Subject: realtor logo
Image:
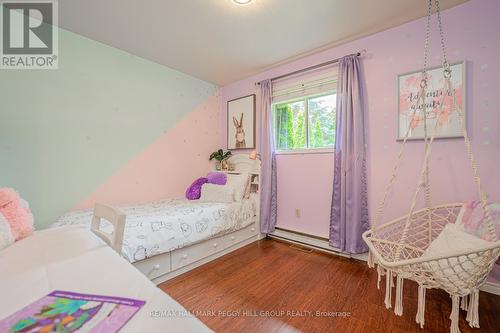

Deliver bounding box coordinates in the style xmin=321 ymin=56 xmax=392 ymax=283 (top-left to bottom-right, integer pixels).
xmin=1 ymin=0 xmax=58 ymax=69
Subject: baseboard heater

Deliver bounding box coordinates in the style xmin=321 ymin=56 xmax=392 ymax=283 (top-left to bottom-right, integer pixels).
xmin=268 ymin=228 xmax=367 ymax=261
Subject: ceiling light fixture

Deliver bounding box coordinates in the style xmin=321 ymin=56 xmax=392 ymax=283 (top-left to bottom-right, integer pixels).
xmin=233 ymin=0 xmax=252 ymax=5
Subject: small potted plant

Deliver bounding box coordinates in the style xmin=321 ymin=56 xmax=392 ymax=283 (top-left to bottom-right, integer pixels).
xmin=209 ymin=149 xmax=232 ymax=170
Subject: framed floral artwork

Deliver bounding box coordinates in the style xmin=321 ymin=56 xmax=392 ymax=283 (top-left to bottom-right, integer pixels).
xmin=397 ymin=61 xmax=466 ymax=140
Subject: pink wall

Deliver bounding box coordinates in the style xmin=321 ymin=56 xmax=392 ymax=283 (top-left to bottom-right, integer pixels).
xmin=75 ymin=94 xmax=221 ymax=209
xmin=276 ymin=153 xmax=334 ymax=237
xmin=219 ymin=0 xmax=500 ymax=241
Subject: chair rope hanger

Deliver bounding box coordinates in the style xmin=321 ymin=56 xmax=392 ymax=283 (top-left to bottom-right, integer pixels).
xmin=362 ymin=0 xmax=500 ymax=332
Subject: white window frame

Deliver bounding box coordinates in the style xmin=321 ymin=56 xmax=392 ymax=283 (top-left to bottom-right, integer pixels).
xmin=273 ymin=91 xmax=336 ymax=155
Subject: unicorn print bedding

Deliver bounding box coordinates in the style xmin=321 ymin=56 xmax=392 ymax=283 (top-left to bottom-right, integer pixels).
xmin=53 ymin=199 xmax=255 ymax=263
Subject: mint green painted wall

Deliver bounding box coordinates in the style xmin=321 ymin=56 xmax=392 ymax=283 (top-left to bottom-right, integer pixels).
xmin=0 ymin=27 xmax=217 ymax=228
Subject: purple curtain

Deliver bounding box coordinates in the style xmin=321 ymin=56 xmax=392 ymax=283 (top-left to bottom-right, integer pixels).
xmin=329 ymin=55 xmax=369 ymax=254
xmin=259 ymin=80 xmax=278 ymax=233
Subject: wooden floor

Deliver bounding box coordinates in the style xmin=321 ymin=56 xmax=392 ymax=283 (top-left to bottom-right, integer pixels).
xmin=160 ymin=239 xmax=500 ymax=333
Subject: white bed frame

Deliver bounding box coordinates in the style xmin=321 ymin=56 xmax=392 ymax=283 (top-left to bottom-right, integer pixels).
xmin=91 ymin=154 xmax=264 ymax=285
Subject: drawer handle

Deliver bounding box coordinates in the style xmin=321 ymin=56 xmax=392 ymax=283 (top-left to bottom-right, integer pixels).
xmin=251 ymin=227 xmax=255 ymax=232
xmin=213 ymin=243 xmax=218 ymax=247
xmin=153 ymin=264 xmax=160 ymax=270
xmin=231 ymin=236 xmax=235 ymax=240
xmin=182 ymin=254 xmax=188 ymax=259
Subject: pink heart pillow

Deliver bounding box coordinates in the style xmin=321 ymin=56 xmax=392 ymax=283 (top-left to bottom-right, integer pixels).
xmin=0 ymin=188 xmax=34 ymax=241
xmin=456 ymin=200 xmax=500 ymax=241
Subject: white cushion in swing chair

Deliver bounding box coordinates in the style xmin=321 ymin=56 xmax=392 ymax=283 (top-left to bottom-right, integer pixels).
xmin=421 ymin=223 xmax=492 ymax=285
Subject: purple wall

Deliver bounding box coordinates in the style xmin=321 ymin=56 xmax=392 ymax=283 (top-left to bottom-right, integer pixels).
xmin=219 ymin=0 xmax=500 ymax=248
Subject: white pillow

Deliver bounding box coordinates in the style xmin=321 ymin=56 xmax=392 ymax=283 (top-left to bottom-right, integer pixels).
xmin=422 ymin=223 xmax=492 ymax=285
xmin=199 ymin=183 xmax=234 ymax=203
xmin=0 ymin=212 xmax=15 ymax=250
xmin=226 ymin=173 xmax=250 ymax=201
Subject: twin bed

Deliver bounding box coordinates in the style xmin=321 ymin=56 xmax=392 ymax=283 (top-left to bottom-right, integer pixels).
xmin=54 ymin=199 xmax=256 ymax=263
xmin=53 ymin=154 xmax=262 ymax=283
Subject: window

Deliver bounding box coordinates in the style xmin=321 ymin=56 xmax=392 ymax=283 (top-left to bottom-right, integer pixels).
xmin=273 ymin=92 xmax=336 ymax=152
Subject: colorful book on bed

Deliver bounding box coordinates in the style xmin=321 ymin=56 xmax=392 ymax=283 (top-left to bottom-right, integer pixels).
xmin=0 ymin=290 xmax=145 ymax=333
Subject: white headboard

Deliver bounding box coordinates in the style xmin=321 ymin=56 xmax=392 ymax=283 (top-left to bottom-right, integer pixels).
xmin=228 ymin=154 xmax=261 ymax=174
xmin=227 ymin=154 xmax=261 ymax=237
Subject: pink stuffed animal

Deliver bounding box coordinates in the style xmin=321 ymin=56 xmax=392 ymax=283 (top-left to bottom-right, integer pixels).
xmin=0 ymin=188 xmax=34 ymax=240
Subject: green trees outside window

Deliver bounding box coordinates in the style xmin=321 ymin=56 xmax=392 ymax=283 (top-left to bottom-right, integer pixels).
xmin=273 ymin=93 xmax=336 ymax=151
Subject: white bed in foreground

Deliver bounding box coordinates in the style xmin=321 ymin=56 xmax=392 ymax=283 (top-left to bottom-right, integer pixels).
xmin=0 ymin=226 xmax=212 ymax=333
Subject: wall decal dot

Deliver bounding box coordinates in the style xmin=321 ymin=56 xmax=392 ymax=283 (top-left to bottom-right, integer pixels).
xmin=454 ymin=50 xmax=461 ymax=55
xmin=483 ymin=140 xmax=490 ymax=145
xmin=482 ymin=127 xmax=489 ymax=132
xmin=383 ymin=145 xmax=388 ymax=150
xmin=480 ymin=64 xmax=488 ymax=70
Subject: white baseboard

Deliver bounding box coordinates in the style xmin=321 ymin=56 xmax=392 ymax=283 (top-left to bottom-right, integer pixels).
xmin=269 ymin=229 xmax=500 ymax=296
xmin=269 ymin=229 xmax=367 ymax=261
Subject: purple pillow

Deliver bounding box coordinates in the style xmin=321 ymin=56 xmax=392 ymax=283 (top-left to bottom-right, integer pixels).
xmin=206 ymin=172 xmax=227 ymax=185
xmin=185 ymin=177 xmax=208 ymax=200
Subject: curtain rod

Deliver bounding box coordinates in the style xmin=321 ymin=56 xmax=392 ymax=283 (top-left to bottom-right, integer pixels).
xmin=256 ymin=51 xmax=362 ymax=86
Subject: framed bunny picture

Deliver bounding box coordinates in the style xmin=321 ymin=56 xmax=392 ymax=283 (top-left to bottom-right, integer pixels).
xmin=227 ymin=94 xmax=256 ymax=150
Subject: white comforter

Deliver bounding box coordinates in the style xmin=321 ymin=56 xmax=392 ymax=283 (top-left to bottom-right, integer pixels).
xmin=0 ymin=227 xmax=212 ymax=332
xmin=53 ymin=199 xmax=255 ymax=263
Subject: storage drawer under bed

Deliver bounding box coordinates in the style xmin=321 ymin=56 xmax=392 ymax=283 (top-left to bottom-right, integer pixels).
xmin=133 ymin=252 xmax=171 ymax=279
xmin=171 ymin=222 xmax=258 ymax=271
xmin=224 ymin=222 xmax=258 ymax=249
xmin=171 ymin=234 xmax=226 ymax=271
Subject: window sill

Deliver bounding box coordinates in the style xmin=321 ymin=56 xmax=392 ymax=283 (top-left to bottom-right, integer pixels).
xmin=275 ymin=148 xmax=335 ymax=155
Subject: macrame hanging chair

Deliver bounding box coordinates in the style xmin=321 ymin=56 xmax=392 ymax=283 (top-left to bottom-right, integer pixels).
xmin=362 ymin=1 xmax=500 ymax=333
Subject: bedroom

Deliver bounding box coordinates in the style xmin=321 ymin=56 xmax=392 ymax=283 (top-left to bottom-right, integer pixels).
xmin=0 ymin=0 xmax=499 ymax=332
